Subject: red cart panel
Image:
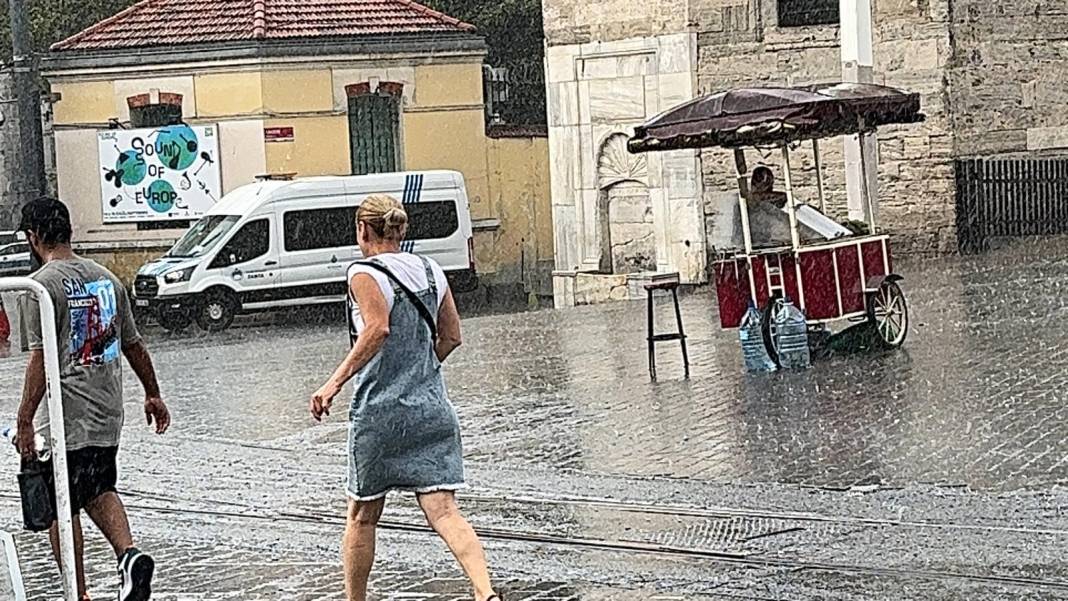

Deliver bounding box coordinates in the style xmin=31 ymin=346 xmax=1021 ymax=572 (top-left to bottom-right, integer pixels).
xmin=714 ymin=259 xmax=748 ymax=328
xmin=712 ymin=235 xmax=893 ymax=329
xmin=861 ymin=238 xmax=889 ymax=284
xmin=798 ymin=249 xmax=838 ymax=320
xmin=834 ymin=244 xmax=865 ymax=314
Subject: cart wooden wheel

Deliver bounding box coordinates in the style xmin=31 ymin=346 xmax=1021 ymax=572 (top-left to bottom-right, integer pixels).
xmin=866 ymin=279 xmax=909 ymax=348
xmin=760 ymin=297 xmax=786 ymax=366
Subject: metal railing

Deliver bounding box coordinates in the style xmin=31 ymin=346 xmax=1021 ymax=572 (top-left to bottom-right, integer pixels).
xmin=0 ymin=531 xmax=27 ymax=600
xmin=1 ymin=277 xmax=78 ymax=601
xmin=956 ymin=157 xmax=1068 ymax=253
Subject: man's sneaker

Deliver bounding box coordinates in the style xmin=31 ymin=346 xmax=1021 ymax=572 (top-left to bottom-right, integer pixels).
xmin=117 ymin=548 xmax=155 ymax=601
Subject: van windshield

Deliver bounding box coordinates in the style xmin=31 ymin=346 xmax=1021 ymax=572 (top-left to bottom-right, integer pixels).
xmin=166 ymin=215 xmax=241 ymax=258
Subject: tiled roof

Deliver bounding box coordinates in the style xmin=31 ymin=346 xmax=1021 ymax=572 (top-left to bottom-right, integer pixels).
xmin=51 ymin=0 xmax=476 ymax=52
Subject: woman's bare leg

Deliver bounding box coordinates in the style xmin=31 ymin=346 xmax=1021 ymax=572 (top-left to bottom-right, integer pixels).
xmin=417 ymin=491 xmax=496 ymax=601
xmin=343 ymin=498 xmax=386 ymax=601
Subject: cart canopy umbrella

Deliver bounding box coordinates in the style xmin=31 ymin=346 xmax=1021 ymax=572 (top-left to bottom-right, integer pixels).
xmin=627 ymin=83 xmax=924 ymax=153
xmin=800 ymin=82 xmax=924 ymax=129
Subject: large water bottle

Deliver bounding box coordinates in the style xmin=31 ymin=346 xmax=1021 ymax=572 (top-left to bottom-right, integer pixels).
xmin=1 ymin=426 xmax=49 ymax=461
xmin=739 ymin=305 xmax=777 ymax=372
xmin=774 ymin=299 xmax=811 ymax=370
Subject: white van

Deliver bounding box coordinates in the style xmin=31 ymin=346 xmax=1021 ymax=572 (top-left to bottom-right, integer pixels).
xmin=133 ymin=170 xmax=477 ymax=332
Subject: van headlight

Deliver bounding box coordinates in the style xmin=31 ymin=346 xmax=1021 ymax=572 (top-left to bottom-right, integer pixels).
xmin=163 ymin=267 xmax=194 ymax=284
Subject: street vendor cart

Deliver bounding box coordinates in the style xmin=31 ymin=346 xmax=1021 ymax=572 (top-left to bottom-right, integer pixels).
xmin=629 ymin=83 xmax=925 ymax=364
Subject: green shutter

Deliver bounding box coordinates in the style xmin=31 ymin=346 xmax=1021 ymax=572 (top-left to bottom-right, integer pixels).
xmin=348 ymin=93 xmax=400 ymax=175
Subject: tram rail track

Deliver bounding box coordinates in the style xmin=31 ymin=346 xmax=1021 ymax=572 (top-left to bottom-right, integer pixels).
xmin=4 ymin=490 xmax=1063 ymax=592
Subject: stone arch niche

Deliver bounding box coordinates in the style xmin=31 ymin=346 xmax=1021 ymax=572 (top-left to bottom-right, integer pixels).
xmin=596 ymin=133 xmax=655 ymax=274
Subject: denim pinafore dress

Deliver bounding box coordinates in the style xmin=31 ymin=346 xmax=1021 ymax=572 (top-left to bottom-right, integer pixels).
xmin=346 ymin=256 xmax=465 ymax=501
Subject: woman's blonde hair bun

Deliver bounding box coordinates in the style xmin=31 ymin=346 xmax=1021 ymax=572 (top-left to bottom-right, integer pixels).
xmin=357 ymin=194 xmax=409 ymax=241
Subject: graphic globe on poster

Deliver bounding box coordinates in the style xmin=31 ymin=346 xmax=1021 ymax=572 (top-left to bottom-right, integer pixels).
xmin=154 ymin=125 xmax=200 ymax=171
xmin=116 ymin=151 xmax=147 ymax=186
xmin=147 ymin=180 xmax=177 ymax=213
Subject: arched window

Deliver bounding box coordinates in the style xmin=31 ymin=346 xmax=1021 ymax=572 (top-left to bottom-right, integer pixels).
xmin=346 ymin=82 xmax=402 ymax=175
xmin=127 ymin=91 xmax=183 ymax=128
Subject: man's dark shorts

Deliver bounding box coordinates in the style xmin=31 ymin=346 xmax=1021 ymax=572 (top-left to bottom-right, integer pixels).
xmin=18 ymin=446 xmax=118 ymax=532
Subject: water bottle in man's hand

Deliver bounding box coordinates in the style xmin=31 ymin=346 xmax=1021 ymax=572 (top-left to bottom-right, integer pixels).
xmin=1 ymin=426 xmax=49 ymax=460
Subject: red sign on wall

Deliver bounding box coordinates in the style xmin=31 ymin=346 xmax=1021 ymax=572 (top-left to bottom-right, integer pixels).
xmin=264 ymin=126 xmax=295 ymax=143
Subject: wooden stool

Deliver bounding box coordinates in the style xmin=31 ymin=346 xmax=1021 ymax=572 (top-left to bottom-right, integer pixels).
xmin=644 ymin=273 xmax=690 ymax=381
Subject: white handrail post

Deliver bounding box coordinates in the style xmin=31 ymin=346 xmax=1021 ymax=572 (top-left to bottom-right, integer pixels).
xmin=0 ymin=277 xmax=77 ymax=601
xmin=0 ymin=531 xmax=27 ymax=600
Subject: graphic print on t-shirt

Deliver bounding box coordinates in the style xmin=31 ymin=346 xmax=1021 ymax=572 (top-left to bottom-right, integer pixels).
xmin=65 ymin=277 xmax=120 ymax=366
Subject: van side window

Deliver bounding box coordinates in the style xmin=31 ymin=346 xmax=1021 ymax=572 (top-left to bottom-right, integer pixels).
xmin=284 ymin=207 xmax=356 ymax=252
xmin=405 ymin=201 xmax=459 ymax=241
xmin=210 ymin=218 xmax=270 ymax=268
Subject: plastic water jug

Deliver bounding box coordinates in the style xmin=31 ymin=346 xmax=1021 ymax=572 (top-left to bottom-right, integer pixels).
xmin=773 ymin=299 xmax=810 ymax=370
xmin=739 ymin=305 xmax=777 ymax=372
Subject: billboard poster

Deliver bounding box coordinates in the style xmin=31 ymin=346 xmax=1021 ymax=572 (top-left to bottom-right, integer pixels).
xmin=98 ymin=124 xmax=221 ymax=223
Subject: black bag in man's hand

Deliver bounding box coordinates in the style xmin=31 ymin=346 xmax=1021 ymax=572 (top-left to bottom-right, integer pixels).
xmin=18 ymin=457 xmax=56 ymax=532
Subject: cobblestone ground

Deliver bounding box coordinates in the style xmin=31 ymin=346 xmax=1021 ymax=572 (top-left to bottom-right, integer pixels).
xmin=0 ymin=239 xmax=1067 ymax=599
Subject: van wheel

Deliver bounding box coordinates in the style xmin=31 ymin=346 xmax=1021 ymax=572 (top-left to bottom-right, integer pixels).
xmin=157 ymin=309 xmax=192 ymax=333
xmin=197 ymin=289 xmax=238 ymax=332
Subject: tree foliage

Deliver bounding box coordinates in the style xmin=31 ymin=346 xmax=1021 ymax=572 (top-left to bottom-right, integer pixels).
xmin=425 ymin=0 xmax=546 ymax=125
xmin=0 ymin=0 xmax=139 ymax=61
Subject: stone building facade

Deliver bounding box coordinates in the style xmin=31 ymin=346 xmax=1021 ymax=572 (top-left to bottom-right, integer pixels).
xmin=543 ymin=0 xmax=1068 ymax=306
xmin=545 ymin=27 xmax=707 ymax=306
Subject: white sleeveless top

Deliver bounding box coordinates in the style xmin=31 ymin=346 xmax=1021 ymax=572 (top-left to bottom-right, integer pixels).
xmin=346 ymin=253 xmax=449 ymax=335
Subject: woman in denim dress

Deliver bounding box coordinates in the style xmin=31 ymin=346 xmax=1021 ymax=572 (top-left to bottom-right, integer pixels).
xmin=310 ymin=194 xmax=500 ymax=601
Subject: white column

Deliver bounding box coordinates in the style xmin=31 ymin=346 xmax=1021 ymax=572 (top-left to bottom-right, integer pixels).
xmin=840 ymin=0 xmax=879 ymax=225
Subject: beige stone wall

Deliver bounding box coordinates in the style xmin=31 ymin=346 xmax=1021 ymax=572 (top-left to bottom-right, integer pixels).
xmin=543 ymin=0 xmax=690 ymax=46
xmin=544 ymin=0 xmax=1068 ymax=259
xmin=946 ymin=0 xmax=1068 ymax=157
xmin=693 ymin=0 xmax=958 ymax=253
xmin=545 ymin=33 xmax=707 ymax=286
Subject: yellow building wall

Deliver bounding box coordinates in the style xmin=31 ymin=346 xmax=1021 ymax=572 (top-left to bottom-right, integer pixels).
xmin=47 ymin=58 xmax=556 ymax=293
xmin=52 ymin=80 xmax=116 ymax=124
xmin=262 ymin=69 xmax=334 ymax=114
xmin=194 ymin=71 xmax=264 ymax=119
xmin=402 ymin=108 xmax=491 ymax=219
xmin=264 ymin=116 xmax=350 ymax=177
xmin=481 ymin=136 xmax=553 ymax=293
xmin=413 ymin=63 xmax=484 ymax=108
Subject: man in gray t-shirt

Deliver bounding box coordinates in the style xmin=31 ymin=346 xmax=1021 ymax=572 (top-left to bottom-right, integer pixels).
xmin=14 ymin=197 xmax=170 ymax=601
xmin=24 ymin=258 xmax=141 ymax=450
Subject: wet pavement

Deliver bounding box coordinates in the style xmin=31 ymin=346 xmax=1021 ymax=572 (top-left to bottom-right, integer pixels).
xmin=1 ymin=238 xmax=1068 ymax=599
